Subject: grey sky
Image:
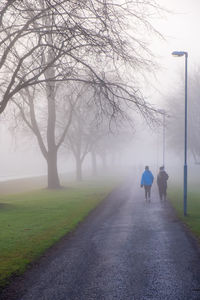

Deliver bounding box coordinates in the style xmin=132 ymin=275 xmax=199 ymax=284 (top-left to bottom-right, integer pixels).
xmin=149 ymin=0 xmax=200 ymax=105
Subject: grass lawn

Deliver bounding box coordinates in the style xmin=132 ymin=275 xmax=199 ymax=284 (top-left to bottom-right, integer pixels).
xmin=0 ymin=179 xmax=116 ymax=288
xmin=168 ymin=185 xmax=200 ymax=242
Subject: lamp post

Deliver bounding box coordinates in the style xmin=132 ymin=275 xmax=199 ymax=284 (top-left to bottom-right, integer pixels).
xmin=172 ymin=51 xmax=188 ymax=216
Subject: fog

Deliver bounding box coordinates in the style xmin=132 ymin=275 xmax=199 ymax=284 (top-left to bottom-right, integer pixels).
xmin=0 ymin=0 xmax=200 ymax=189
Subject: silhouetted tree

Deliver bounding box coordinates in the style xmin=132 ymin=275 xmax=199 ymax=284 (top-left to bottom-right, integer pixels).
xmin=0 ymin=0 xmax=162 ymax=115
xmin=1 ymin=0 xmax=163 ymax=187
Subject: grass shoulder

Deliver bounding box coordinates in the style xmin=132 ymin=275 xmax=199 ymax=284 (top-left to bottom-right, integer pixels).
xmin=168 ymin=185 xmax=200 ymax=243
xmin=0 ymin=178 xmax=117 ymax=289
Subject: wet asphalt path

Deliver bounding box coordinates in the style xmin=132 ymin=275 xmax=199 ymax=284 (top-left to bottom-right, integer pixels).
xmin=1 ymin=181 xmax=200 ymax=300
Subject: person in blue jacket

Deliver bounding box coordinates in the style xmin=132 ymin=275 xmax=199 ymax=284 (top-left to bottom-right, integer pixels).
xmin=140 ymin=166 xmax=154 ymax=201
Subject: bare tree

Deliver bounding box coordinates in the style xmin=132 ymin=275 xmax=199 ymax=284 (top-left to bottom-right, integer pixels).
xmin=1 ymin=0 xmax=163 ymax=188
xmin=11 ymin=83 xmax=74 ymax=188
xmin=63 ymin=82 xmax=135 ymax=180
xmin=0 ymin=0 xmax=162 ymax=115
xmin=63 ymin=85 xmax=106 ymax=181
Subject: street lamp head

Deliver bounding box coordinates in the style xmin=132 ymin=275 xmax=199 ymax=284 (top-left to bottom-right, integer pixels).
xmin=172 ymin=51 xmax=188 ymax=57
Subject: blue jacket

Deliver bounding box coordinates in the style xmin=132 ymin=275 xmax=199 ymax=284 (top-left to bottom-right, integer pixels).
xmin=141 ymin=170 xmax=154 ymax=186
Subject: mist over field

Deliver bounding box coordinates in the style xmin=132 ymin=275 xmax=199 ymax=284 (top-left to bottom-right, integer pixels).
xmin=0 ymin=0 xmax=200 ymax=189
xmin=1 ymin=115 xmax=200 ymax=193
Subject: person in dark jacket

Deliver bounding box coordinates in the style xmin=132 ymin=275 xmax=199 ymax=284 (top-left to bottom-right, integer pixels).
xmin=157 ymin=166 xmax=169 ymax=201
xmin=141 ymin=166 xmax=154 ymax=201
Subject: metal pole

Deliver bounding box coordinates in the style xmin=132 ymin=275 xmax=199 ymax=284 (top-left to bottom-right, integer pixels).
xmin=184 ymin=53 xmax=188 ymax=216
xmin=163 ymin=112 xmax=166 ymax=167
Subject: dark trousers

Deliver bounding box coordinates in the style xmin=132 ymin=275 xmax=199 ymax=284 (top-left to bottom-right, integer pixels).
xmin=158 ymin=185 xmax=167 ymax=200
xmin=144 ymin=185 xmax=151 ymax=200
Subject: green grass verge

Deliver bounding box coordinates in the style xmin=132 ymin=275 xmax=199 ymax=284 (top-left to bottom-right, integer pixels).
xmin=0 ymin=179 xmax=116 ymax=288
xmin=168 ymin=185 xmax=200 ymax=242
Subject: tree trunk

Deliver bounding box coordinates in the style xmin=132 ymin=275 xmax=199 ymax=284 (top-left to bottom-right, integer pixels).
xmin=47 ymin=150 xmax=61 ymax=189
xmin=45 ymin=48 xmax=61 ymax=189
xmin=76 ymin=156 xmax=83 ymax=181
xmin=91 ymin=150 xmax=97 ymax=176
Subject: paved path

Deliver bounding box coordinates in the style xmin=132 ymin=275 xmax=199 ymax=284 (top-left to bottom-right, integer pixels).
xmin=1 ymin=182 xmax=200 ymax=300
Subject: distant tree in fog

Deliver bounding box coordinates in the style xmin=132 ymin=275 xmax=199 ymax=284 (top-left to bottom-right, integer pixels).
xmin=1 ymin=0 xmax=163 ymax=188
xmin=166 ymin=68 xmax=200 ymax=163
xmin=64 ymin=102 xmax=99 ymax=181
xmin=63 ymin=83 xmax=133 ymax=181
xmin=61 ymin=84 xmax=99 ymax=181
xmin=94 ymin=127 xmax=134 ymax=171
